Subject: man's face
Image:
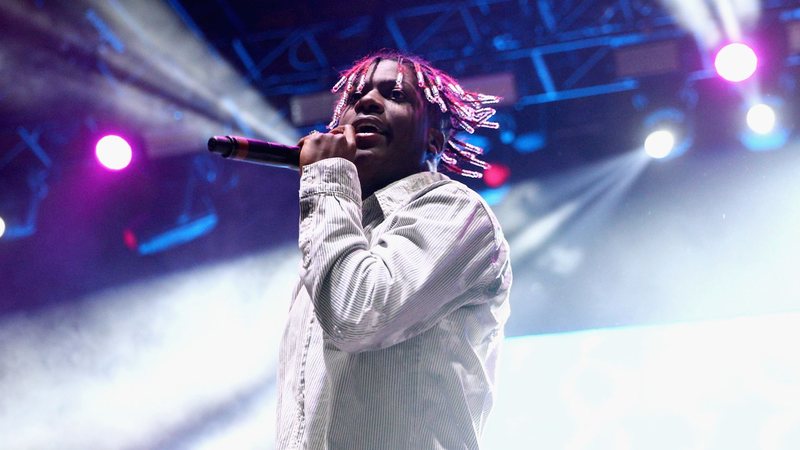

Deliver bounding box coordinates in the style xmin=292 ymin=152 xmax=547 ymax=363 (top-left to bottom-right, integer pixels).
xmin=339 ymin=59 xmax=433 ymax=198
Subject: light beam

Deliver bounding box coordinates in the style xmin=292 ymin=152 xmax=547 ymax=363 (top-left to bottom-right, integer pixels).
xmin=0 ymin=1 xmax=299 ymax=160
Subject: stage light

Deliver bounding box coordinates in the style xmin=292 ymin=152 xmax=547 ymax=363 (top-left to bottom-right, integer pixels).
xmin=746 ymin=103 xmax=776 ymax=134
xmin=714 ymin=43 xmax=758 ymax=82
xmin=641 ymin=108 xmax=692 ymax=160
xmin=0 ymin=216 xmax=5 ymax=239
xmin=484 ymin=163 xmax=511 ymax=188
xmin=740 ymin=99 xmax=789 ymax=152
xmin=122 ymin=228 xmax=137 ymax=250
xmin=644 ymin=130 xmax=676 ymax=159
xmin=95 ymin=135 xmax=132 ymax=171
xmin=126 ymin=212 xmax=218 ymax=255
xmin=493 ymin=113 xmax=517 ymax=145
xmin=513 ymin=132 xmax=547 ymax=154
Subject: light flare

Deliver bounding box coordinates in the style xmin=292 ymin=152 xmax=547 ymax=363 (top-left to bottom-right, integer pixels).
xmin=644 ymin=129 xmax=676 ymax=159
xmin=95 ymin=135 xmax=133 ymax=170
xmin=714 ymin=42 xmax=758 ymax=82
xmin=746 ymin=103 xmax=776 ymax=134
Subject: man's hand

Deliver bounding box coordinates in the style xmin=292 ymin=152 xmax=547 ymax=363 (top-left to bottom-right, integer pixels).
xmin=297 ymin=125 xmax=357 ymax=172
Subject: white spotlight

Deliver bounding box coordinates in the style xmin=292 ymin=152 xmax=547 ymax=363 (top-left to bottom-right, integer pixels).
xmin=644 ymin=129 xmax=676 ymax=159
xmin=641 ymin=107 xmax=692 ymax=160
xmin=740 ymin=99 xmax=789 ymax=152
xmin=715 ymin=43 xmax=758 ymax=83
xmin=0 ymin=216 xmax=5 ymax=239
xmin=746 ymin=103 xmax=776 ymax=135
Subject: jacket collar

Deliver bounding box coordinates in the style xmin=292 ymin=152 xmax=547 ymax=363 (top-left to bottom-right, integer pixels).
xmin=364 ymin=170 xmax=450 ymax=219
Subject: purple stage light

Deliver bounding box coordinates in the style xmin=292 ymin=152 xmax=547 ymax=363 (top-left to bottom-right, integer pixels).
xmin=714 ymin=43 xmax=758 ymax=82
xmin=95 ymin=135 xmax=132 ymax=170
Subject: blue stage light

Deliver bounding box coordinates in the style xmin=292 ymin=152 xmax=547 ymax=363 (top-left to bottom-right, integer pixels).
xmin=513 ymin=132 xmax=547 ymax=154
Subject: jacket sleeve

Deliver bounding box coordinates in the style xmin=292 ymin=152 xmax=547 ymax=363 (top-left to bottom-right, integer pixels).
xmin=298 ymin=158 xmax=506 ymax=352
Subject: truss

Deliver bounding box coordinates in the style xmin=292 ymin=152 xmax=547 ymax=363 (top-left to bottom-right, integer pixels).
xmin=177 ymin=0 xmax=800 ymax=103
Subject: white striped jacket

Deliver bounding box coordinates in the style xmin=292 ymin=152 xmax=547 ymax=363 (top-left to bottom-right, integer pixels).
xmin=277 ymin=158 xmax=512 ymax=449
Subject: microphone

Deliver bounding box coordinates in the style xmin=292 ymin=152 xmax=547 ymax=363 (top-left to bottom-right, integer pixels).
xmin=208 ymin=136 xmax=300 ymax=170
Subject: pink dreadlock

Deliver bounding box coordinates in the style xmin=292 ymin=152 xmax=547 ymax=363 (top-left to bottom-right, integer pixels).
xmin=328 ymin=50 xmax=501 ymax=179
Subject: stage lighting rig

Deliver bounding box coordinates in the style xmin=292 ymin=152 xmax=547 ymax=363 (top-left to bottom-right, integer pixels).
xmin=0 ymin=127 xmax=52 ymax=240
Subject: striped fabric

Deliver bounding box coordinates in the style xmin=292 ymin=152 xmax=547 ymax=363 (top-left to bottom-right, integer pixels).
xmin=277 ymin=158 xmax=512 ymax=449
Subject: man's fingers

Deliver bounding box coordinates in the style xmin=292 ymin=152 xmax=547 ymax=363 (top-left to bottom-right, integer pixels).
xmin=342 ymin=124 xmax=356 ymax=150
xmin=298 ymin=125 xmax=356 ymax=170
xmin=297 ymin=130 xmax=322 ymax=147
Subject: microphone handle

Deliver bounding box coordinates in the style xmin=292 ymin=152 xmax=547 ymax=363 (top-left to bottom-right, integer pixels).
xmin=208 ymin=136 xmax=300 ymax=170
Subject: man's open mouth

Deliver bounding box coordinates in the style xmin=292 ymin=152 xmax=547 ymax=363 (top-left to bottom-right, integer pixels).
xmin=352 ymin=117 xmax=388 ymax=136
xmin=355 ymin=124 xmax=384 ymax=135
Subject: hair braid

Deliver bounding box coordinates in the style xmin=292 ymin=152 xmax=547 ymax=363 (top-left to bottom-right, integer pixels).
xmin=329 ymin=50 xmax=501 ymax=178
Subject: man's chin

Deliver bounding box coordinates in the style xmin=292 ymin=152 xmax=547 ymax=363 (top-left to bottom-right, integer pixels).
xmin=354 ymin=148 xmax=377 ymax=162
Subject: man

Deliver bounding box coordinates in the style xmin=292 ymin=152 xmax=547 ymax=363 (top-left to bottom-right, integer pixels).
xmin=277 ymin=50 xmax=512 ymax=449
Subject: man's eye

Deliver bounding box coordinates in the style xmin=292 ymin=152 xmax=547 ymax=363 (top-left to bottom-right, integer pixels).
xmin=390 ymin=89 xmax=407 ymax=101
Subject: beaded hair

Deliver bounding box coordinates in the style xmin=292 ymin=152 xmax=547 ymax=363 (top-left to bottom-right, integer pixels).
xmin=328 ymin=50 xmax=501 ymax=178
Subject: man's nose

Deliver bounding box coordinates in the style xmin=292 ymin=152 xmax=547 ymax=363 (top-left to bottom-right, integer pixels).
xmin=355 ymin=89 xmax=384 ymax=114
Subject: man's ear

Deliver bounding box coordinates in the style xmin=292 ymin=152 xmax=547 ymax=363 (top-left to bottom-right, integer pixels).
xmin=426 ymin=126 xmax=445 ymax=155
